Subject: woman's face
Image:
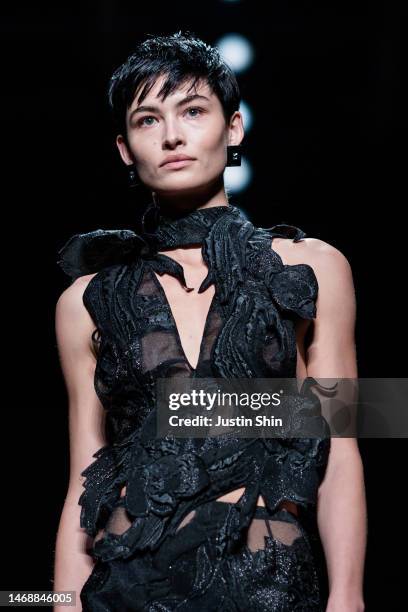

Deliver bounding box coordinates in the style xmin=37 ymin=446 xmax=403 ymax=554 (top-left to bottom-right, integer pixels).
xmin=116 ymin=75 xmax=244 ymax=198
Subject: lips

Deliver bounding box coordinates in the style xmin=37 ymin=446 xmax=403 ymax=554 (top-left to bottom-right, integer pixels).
xmin=160 ymin=156 xmax=195 ymax=167
xmin=162 ymin=159 xmax=195 ymax=169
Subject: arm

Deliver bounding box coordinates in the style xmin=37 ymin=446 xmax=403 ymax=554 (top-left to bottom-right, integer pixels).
xmin=53 ymin=274 xmax=106 ymax=611
xmin=302 ymin=241 xmax=367 ymax=612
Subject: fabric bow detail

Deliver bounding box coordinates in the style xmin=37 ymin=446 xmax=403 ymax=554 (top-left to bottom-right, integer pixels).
xmin=57 ymin=228 xmax=199 ymax=291
xmin=57 ymin=228 xmax=150 ymax=281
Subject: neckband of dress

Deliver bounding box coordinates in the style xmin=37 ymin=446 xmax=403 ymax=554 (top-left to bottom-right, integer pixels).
xmin=143 ymin=203 xmax=240 ymax=250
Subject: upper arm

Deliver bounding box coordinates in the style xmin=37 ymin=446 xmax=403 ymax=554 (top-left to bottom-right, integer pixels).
xmin=272 ymin=236 xmax=357 ymax=378
xmin=55 ymin=274 xmax=106 ymax=498
xmin=304 ymin=239 xmax=357 ymax=379
xmin=303 ymin=239 xmax=360 ymax=463
xmin=274 ymin=236 xmax=361 ymax=463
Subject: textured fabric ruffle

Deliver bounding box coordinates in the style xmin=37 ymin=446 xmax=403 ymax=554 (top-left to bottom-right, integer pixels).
xmin=56 ymin=204 xmax=332 ymax=570
xmin=57 ymin=228 xmax=150 ymax=280
xmin=78 ymin=432 xmax=137 ymax=538
xmin=57 ymin=207 xmax=319 ymax=321
xmin=77 ymin=378 xmax=331 ymax=563
xmin=81 ymin=500 xmax=325 ymax=611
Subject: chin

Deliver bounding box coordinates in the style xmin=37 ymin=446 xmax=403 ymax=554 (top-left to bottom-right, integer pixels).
xmin=159 ymin=177 xmax=202 ymax=191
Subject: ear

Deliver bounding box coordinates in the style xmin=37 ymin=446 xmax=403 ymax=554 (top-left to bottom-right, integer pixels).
xmin=227 ymin=111 xmax=245 ymax=146
xmin=116 ymin=134 xmax=134 ymax=166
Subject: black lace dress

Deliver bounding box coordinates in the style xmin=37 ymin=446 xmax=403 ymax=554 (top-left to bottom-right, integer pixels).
xmin=57 ymin=204 xmax=332 ymax=611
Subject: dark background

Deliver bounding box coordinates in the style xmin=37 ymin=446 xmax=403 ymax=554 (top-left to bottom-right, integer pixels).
xmin=2 ymin=1 xmax=406 ymax=610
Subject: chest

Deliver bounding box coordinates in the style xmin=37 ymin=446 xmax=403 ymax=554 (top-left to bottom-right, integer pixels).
xmin=152 ymin=269 xmax=216 ymax=372
xmin=119 ymin=259 xmax=300 ymax=379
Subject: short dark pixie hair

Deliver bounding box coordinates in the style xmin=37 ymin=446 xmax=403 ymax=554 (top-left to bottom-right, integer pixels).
xmin=107 ymin=30 xmax=241 ymax=145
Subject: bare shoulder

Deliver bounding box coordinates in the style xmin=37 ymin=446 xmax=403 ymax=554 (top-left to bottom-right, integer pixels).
xmin=273 ymin=236 xmax=356 ymax=329
xmin=55 ymin=273 xmax=99 ymax=335
xmin=272 ymin=236 xmax=353 ymax=285
xmin=56 ymin=273 xmax=98 ymax=307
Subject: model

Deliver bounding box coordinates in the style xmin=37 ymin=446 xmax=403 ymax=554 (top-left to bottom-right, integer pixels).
xmin=53 ymin=31 xmax=366 ymax=612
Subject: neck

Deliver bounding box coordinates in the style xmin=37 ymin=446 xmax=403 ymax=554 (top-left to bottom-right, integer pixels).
xmin=145 ymin=202 xmax=239 ymax=251
xmin=152 ymin=179 xmax=229 ymax=219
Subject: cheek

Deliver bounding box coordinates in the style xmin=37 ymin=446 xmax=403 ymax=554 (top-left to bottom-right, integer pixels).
xmin=127 ymin=134 xmax=160 ymax=164
xmin=198 ymin=132 xmax=227 ymax=166
xmin=127 ymin=148 xmax=157 ymax=184
xmin=200 ymin=126 xmax=225 ymax=149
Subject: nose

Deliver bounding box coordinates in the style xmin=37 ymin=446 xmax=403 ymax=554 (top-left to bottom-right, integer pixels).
xmin=162 ymin=119 xmax=185 ymax=149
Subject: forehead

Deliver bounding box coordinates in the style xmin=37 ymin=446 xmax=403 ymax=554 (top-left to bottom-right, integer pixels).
xmin=128 ymin=75 xmax=216 ymax=113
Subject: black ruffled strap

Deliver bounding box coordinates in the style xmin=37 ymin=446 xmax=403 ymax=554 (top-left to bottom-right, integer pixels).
xmin=268 ymin=223 xmax=307 ymax=242
xmin=56 ymin=228 xmax=148 ymax=281
xmin=248 ymin=223 xmax=319 ymax=320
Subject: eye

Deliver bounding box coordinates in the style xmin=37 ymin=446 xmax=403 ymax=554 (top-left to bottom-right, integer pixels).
xmin=137 ymin=115 xmax=157 ymax=127
xmin=186 ymin=106 xmax=205 ymax=117
xmin=136 ymin=106 xmax=205 ymax=128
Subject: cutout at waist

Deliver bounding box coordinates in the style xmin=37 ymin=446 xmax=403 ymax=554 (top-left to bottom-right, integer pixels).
xmin=213 ymin=498 xmax=299 ymax=518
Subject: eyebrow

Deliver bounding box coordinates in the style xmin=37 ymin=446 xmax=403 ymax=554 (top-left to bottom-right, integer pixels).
xmin=128 ymin=94 xmax=210 ymax=121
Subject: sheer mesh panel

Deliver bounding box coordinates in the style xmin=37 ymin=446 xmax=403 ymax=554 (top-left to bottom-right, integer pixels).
xmin=93 ymin=504 xmax=133 ymax=542
xmin=199 ymin=307 xmax=222 ymax=363
xmin=92 ymin=494 xmax=302 ymax=557
xmin=141 ymin=330 xmax=182 ymax=373
xmin=138 ymin=270 xmax=157 ymax=295
xmin=94 ymin=506 xmax=198 ymax=544
xmin=246 ymin=516 xmax=303 ymax=552
xmin=135 ymin=266 xmax=223 ymax=374
xmin=137 ymin=269 xmax=191 ymax=373
xmin=103 ymin=506 xmax=133 ymax=536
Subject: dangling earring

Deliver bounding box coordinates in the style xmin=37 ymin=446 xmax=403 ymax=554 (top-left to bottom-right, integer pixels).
xmin=141 ymin=191 xmax=161 ymax=234
xmin=226 ymin=144 xmax=242 ymax=167
xmin=151 ymin=191 xmax=160 ymax=211
xmin=128 ymin=163 xmax=140 ymax=188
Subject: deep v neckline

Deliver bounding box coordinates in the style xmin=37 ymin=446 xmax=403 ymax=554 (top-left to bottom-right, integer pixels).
xmin=150 ymin=266 xmax=217 ymax=372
